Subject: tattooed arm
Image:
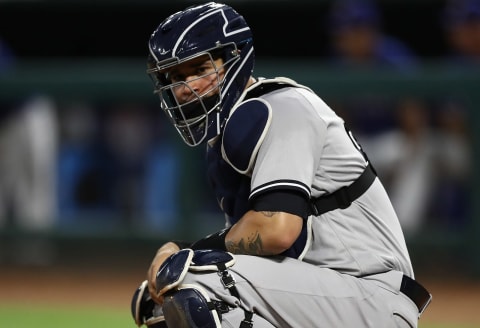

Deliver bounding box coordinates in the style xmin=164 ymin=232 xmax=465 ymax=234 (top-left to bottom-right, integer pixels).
xmin=225 ymin=210 xmax=303 ymax=256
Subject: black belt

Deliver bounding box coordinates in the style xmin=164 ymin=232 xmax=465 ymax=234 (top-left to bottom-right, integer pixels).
xmin=310 ymin=164 xmax=376 ymax=216
xmin=400 ymin=275 xmax=432 ymax=315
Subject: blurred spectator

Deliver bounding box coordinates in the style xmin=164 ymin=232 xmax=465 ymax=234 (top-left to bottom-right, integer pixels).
xmin=325 ymin=0 xmax=420 ymax=135
xmin=430 ymin=100 xmax=472 ymax=229
xmin=56 ymin=103 xmax=114 ymax=224
xmin=326 ymin=0 xmax=418 ymax=70
xmin=0 ymin=38 xmax=58 ymax=232
xmin=103 ymin=104 xmax=180 ymax=232
xmin=0 ymin=37 xmax=14 ymax=72
xmin=433 ymin=0 xmax=477 ymax=229
xmin=143 ymin=117 xmax=180 ymax=235
xmin=0 ymin=37 xmax=58 ymax=265
xmin=360 ymin=97 xmax=473 ymax=236
xmin=0 ymin=97 xmax=58 ymax=231
xmin=359 ymin=98 xmax=438 ymax=236
xmin=442 ymin=0 xmax=480 ymax=65
xmin=104 ymin=105 xmax=151 ymax=225
xmin=56 ymin=103 xmax=180 ymax=234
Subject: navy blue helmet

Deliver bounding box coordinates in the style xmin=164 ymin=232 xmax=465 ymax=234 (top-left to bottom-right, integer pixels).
xmin=147 ymin=2 xmax=255 ymax=146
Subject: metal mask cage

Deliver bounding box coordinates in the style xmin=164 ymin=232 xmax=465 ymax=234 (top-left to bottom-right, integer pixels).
xmin=147 ymin=45 xmax=241 ymax=146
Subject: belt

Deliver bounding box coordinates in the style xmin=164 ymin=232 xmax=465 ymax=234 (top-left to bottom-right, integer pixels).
xmin=400 ymin=275 xmax=432 ymax=315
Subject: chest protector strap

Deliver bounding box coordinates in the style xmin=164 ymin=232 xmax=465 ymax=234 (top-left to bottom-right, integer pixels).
xmin=310 ymin=164 xmax=376 ymax=216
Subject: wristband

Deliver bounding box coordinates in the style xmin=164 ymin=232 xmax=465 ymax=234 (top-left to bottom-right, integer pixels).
xmin=171 ymin=240 xmax=193 ymax=249
xmin=189 ymin=227 xmax=231 ymax=251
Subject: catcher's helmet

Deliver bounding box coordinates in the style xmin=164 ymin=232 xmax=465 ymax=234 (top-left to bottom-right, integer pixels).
xmin=147 ymin=2 xmax=254 ymax=146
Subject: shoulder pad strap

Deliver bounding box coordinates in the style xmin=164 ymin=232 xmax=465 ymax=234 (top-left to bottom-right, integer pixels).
xmin=156 ymin=249 xmax=194 ymax=295
xmin=222 ymin=98 xmax=272 ymax=174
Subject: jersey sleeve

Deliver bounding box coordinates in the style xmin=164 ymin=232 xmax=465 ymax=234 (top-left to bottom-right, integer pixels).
xmin=249 ymin=87 xmax=327 ymax=201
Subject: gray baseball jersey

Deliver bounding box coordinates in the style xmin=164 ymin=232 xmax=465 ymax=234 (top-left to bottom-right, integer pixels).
xmin=191 ymin=77 xmax=420 ymax=327
xmin=250 ymin=79 xmax=414 ymax=278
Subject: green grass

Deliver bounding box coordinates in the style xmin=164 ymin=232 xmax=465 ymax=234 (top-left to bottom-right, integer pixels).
xmin=0 ymin=304 xmax=134 ymax=328
xmin=0 ymin=304 xmax=477 ymax=328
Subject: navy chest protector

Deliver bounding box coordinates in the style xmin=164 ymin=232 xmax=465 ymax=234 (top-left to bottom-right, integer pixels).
xmin=207 ymin=79 xmax=297 ymax=222
xmin=206 ymin=78 xmax=310 ymax=258
xmin=221 ymin=98 xmax=272 ymax=175
xmin=207 ymin=141 xmax=251 ymax=222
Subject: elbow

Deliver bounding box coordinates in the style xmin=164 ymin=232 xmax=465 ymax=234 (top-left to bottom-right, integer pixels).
xmin=267 ymin=231 xmax=298 ymax=253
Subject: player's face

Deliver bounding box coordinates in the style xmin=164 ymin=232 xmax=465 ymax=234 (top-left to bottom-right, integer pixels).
xmin=166 ymin=55 xmax=225 ymax=105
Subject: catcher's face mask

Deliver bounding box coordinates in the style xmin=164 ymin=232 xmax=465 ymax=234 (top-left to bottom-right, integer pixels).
xmin=148 ymin=53 xmax=228 ymax=146
xmin=147 ymin=3 xmax=255 ymax=147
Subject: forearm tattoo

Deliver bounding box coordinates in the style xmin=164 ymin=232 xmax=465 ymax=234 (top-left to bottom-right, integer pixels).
xmin=225 ymin=211 xmax=278 ymax=255
xmin=226 ymin=231 xmax=264 ymax=255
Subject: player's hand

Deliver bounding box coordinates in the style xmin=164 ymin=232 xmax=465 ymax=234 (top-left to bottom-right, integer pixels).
xmin=147 ymin=241 xmax=180 ymax=304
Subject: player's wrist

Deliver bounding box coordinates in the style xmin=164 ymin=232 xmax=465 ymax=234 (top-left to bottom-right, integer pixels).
xmin=190 ymin=227 xmax=231 ymax=251
xmin=170 ymin=240 xmax=192 ymax=250
xmin=157 ymin=241 xmax=181 ymax=254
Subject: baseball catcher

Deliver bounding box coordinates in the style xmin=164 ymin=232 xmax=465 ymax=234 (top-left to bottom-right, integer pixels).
xmin=131 ymin=2 xmax=432 ymax=327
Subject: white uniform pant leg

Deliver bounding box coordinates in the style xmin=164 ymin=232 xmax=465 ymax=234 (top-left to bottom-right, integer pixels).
xmin=220 ymin=309 xmax=276 ymax=328
xmin=15 ymin=96 xmax=58 ymax=230
xmin=182 ymin=255 xmax=419 ymax=328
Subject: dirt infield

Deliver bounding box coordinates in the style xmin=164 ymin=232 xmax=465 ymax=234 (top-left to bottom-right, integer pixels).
xmin=417 ymin=277 xmax=480 ymax=326
xmin=1 ymin=264 xmax=479 ymax=327
xmin=0 ymin=265 xmax=142 ymax=310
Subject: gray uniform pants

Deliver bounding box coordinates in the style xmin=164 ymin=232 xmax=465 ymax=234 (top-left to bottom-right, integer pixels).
xmin=182 ymin=255 xmax=419 ymax=328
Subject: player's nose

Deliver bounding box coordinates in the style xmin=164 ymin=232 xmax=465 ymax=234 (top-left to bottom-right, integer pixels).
xmin=184 ymin=75 xmax=201 ymax=91
xmin=177 ymin=79 xmax=200 ymax=103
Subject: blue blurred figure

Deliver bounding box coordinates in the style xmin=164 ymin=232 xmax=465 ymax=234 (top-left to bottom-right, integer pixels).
xmin=327 ymin=0 xmax=418 ymax=70
xmin=324 ymin=0 xmax=420 ymax=136
xmin=442 ymin=0 xmax=480 ymax=65
xmin=0 ymin=37 xmax=14 ymax=72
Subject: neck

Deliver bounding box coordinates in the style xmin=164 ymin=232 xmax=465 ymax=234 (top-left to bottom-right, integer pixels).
xmin=245 ymin=76 xmax=257 ymax=89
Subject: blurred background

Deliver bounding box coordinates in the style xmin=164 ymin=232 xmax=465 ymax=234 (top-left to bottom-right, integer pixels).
xmin=0 ymin=0 xmax=480 ymax=325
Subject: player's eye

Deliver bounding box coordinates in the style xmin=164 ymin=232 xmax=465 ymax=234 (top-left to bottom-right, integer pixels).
xmin=196 ymin=67 xmax=207 ymax=75
xmin=169 ymin=74 xmax=182 ymax=83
